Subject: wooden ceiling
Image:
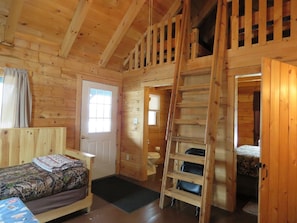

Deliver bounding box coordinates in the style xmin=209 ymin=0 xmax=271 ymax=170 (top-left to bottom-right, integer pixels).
xmin=0 ymin=0 xmax=217 ymax=72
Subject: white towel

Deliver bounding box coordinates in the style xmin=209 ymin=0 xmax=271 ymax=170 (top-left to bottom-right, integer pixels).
xmin=33 ymin=154 xmax=82 ymax=172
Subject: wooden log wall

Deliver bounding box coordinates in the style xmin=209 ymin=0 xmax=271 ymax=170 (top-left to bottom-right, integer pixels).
xmin=237 ymin=78 xmax=261 ymax=146
xmin=0 ymin=37 xmax=122 ymax=149
xmin=213 ymin=68 xmax=230 ymax=210
xmin=2 ymin=0 xmax=297 ymax=214
xmin=147 ymin=87 xmax=170 ymax=164
xmin=121 ymin=65 xmax=175 ymax=180
xmin=121 ymin=74 xmax=145 ymax=179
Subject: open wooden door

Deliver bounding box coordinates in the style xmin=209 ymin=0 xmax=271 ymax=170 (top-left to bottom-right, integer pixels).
xmin=260 ymin=58 xmax=297 ymax=223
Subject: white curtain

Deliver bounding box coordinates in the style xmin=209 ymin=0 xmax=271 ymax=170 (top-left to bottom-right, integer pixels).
xmin=0 ymin=68 xmax=32 ymax=128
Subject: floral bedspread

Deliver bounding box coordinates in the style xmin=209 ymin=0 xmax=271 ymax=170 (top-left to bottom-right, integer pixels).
xmin=0 ymin=162 xmax=88 ymax=202
xmin=236 ymin=145 xmax=260 ymax=178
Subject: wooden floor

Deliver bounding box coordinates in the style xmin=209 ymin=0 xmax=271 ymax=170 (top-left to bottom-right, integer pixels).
xmin=51 ymin=165 xmax=258 ymax=223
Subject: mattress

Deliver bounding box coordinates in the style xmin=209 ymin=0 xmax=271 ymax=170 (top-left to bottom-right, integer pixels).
xmin=235 ymin=145 xmax=260 ymax=177
xmin=0 ymin=162 xmax=88 ymax=202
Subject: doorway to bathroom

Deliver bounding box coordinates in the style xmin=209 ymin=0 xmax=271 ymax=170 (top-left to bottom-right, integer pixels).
xmin=143 ymin=86 xmax=171 ymax=178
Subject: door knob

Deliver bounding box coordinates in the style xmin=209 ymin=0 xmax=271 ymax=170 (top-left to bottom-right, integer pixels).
xmin=81 ymin=135 xmax=89 ymax=139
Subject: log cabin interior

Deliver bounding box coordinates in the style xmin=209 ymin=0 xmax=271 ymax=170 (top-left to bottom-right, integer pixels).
xmin=0 ymin=0 xmax=297 ymax=222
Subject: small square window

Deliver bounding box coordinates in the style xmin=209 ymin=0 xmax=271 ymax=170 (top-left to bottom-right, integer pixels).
xmin=148 ymin=111 xmax=157 ymax=125
xmin=148 ymin=94 xmax=160 ymax=126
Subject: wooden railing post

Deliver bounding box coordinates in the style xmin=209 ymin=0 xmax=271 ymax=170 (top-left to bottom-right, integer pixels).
xmin=124 ymin=12 xmax=199 ymax=71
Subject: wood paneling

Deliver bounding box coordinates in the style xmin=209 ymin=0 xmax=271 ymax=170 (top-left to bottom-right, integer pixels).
xmin=260 ymin=58 xmax=297 ymax=223
xmin=237 ymin=79 xmax=261 ymax=146
xmin=0 ymin=42 xmax=122 ymax=149
xmin=147 ymin=88 xmax=171 ymax=164
xmin=0 ymin=127 xmax=66 ymax=167
xmin=0 ymin=0 xmax=179 ymax=72
xmin=1 ymin=0 xmax=297 ymax=217
xmin=121 ymin=74 xmax=145 ymax=179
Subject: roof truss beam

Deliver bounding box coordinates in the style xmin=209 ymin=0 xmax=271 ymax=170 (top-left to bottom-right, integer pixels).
xmin=59 ymin=0 xmax=93 ymax=58
xmin=192 ymin=0 xmax=217 ymax=27
xmin=1 ymin=0 xmax=24 ymax=46
xmin=161 ymin=0 xmax=182 ymax=21
xmin=99 ymin=0 xmax=146 ymax=68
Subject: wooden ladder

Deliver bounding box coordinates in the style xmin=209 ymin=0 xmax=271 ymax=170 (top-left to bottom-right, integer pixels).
xmin=159 ymin=1 xmax=227 ymax=223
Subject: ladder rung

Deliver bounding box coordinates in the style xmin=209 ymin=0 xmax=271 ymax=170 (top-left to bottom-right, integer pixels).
xmin=164 ymin=187 xmax=202 ymax=207
xmin=176 ymin=102 xmax=208 ymax=108
xmin=169 ymin=153 xmax=205 ymax=165
xmin=171 ymin=136 xmax=205 ymax=145
xmin=174 ymin=119 xmax=206 ymax=125
xmin=179 ymin=84 xmax=209 ymax=92
xmin=167 ymin=170 xmax=204 ymax=185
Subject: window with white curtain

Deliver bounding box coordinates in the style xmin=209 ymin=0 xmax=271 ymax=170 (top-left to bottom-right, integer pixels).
xmin=0 ymin=68 xmax=32 ymax=128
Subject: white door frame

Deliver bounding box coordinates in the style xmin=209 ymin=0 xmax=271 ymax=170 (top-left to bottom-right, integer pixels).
xmin=80 ymin=80 xmax=118 ymax=180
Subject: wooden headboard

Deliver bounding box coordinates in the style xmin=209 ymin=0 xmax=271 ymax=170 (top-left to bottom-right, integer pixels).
xmin=0 ymin=127 xmax=66 ymax=168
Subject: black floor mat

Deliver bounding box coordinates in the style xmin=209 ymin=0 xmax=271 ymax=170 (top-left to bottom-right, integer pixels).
xmin=92 ymin=175 xmax=160 ymax=213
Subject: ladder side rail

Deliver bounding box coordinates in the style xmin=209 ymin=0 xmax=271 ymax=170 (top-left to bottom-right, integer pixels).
xmin=160 ymin=0 xmax=190 ymax=208
xmin=201 ymin=0 xmax=228 ymax=222
xmin=164 ymin=2 xmax=190 ymax=141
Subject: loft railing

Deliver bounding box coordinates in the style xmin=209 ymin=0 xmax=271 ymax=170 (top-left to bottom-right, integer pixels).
xmin=123 ymin=0 xmax=297 ymax=71
xmin=123 ymin=14 xmax=210 ymax=71
xmin=230 ymin=0 xmax=297 ymax=49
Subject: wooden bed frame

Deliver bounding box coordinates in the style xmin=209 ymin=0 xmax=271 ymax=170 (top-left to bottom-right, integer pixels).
xmin=0 ymin=127 xmax=95 ymax=223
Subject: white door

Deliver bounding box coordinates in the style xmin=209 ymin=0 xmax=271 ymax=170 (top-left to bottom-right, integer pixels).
xmin=81 ymin=80 xmax=118 ymax=180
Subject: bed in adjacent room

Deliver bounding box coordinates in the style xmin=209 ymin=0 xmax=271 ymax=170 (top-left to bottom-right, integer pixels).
xmin=235 ymin=144 xmax=260 ymax=198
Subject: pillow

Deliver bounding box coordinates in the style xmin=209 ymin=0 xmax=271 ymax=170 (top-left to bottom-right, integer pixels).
xmin=33 ymin=154 xmax=83 ymax=172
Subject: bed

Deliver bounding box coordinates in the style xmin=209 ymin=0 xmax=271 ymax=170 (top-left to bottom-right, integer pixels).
xmin=235 ymin=145 xmax=260 ymax=198
xmin=0 ymin=127 xmax=95 ymax=223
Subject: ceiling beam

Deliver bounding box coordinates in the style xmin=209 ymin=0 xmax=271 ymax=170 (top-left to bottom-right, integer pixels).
xmin=192 ymin=0 xmax=217 ymax=27
xmin=2 ymin=0 xmax=24 ymax=45
xmin=99 ymin=0 xmax=146 ymax=68
xmin=59 ymin=0 xmax=93 ymax=58
xmin=161 ymin=0 xmax=182 ymax=21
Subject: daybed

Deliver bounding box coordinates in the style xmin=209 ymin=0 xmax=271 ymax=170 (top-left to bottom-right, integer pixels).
xmin=0 ymin=127 xmax=95 ymax=223
xmin=235 ymin=144 xmax=260 ymax=198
